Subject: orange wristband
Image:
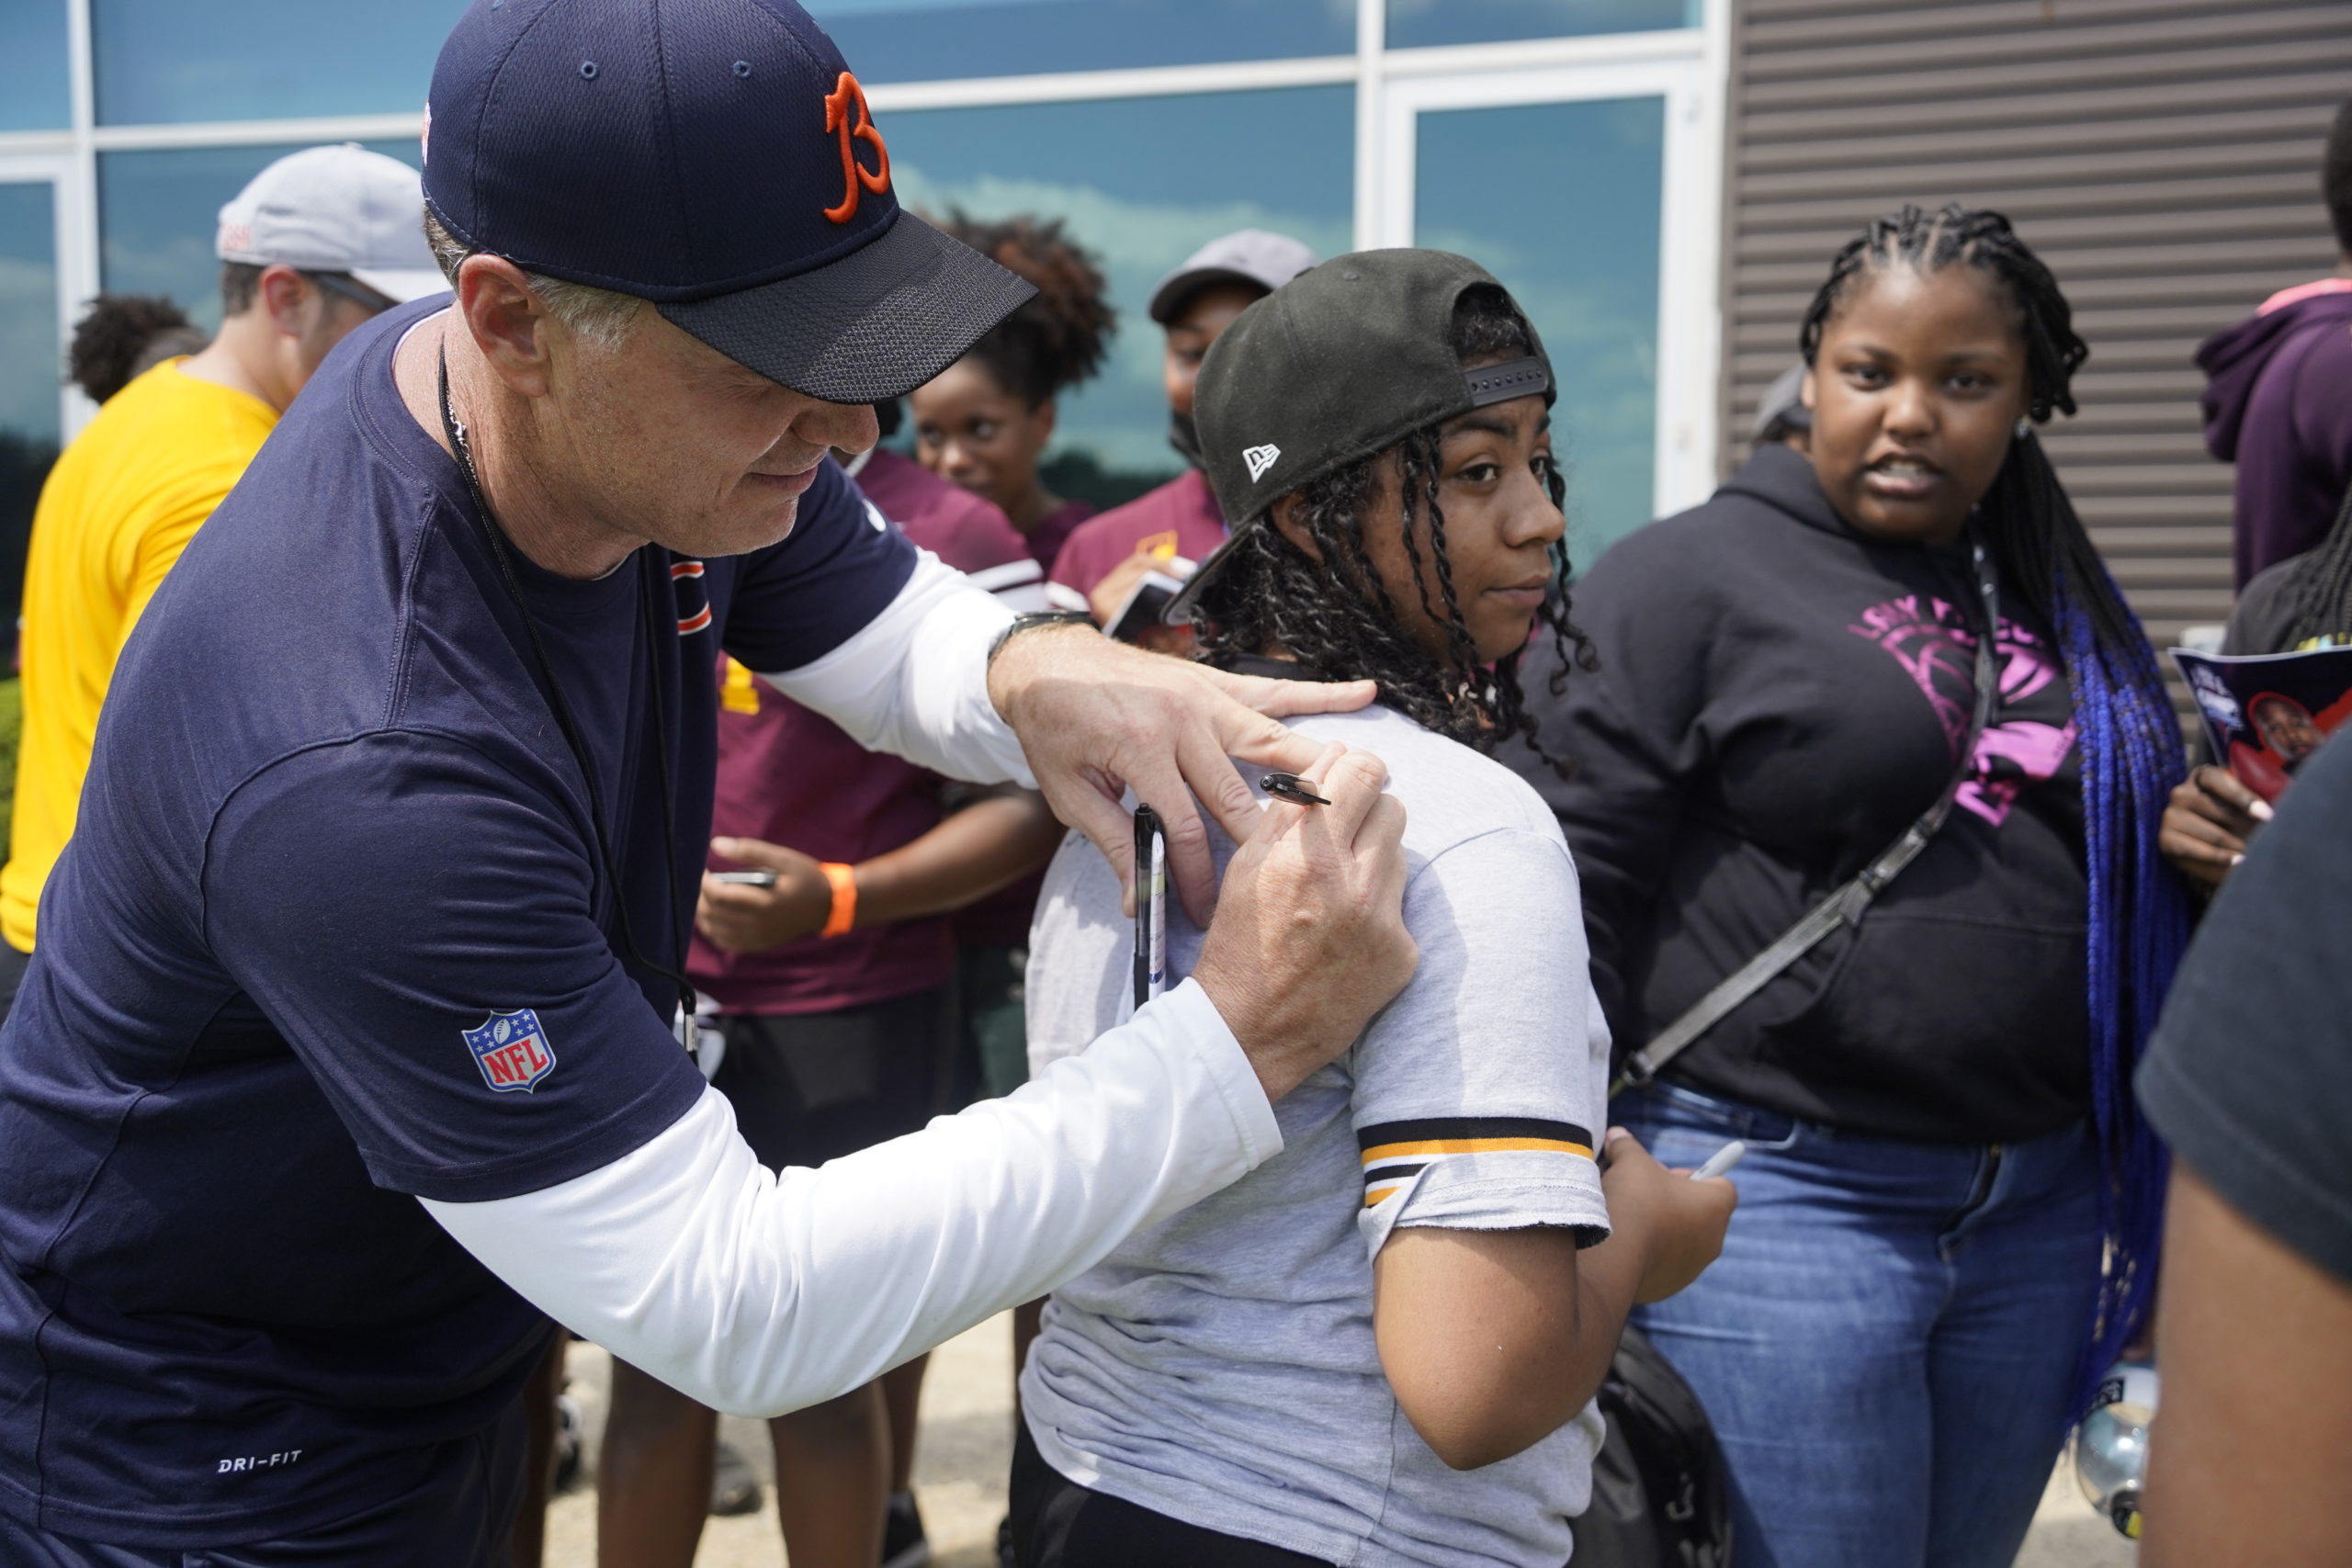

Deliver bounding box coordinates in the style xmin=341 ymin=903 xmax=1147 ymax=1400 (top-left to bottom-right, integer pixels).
xmin=819 ymin=862 xmax=858 ymax=939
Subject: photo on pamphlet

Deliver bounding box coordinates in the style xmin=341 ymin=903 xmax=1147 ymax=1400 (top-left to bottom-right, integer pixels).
xmin=2171 ymin=647 xmax=2352 ymax=804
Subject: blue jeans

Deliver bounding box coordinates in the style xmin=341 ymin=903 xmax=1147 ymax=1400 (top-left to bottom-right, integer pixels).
xmin=1612 ymin=1080 xmax=2102 ymax=1568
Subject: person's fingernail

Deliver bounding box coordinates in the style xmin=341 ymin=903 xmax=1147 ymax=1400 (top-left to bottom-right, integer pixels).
xmin=2250 ymin=800 xmax=2276 ymax=822
xmin=2231 ymin=853 xmax=2245 ymax=865
xmin=711 ymin=837 xmax=741 ymax=855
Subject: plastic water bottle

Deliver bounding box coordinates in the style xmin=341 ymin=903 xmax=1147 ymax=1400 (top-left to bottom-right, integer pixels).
xmin=2072 ymin=1360 xmax=2157 ymax=1539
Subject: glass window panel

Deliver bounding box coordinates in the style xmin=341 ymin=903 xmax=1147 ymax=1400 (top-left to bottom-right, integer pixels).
xmin=0 ymin=180 xmax=60 ymax=623
xmin=1415 ymin=96 xmax=1662 ymax=559
xmin=93 ymin=0 xmax=464 ymax=125
xmin=100 ymin=140 xmax=421 ymax=332
xmin=881 ymin=85 xmax=1353 ymax=503
xmin=1386 ymin=0 xmax=1695 ymax=51
xmin=808 ymin=0 xmax=1353 ymax=84
xmin=0 ymin=0 xmax=72 ymax=130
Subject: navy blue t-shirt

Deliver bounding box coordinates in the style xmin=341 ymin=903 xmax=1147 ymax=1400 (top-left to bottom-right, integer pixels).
xmin=0 ymin=299 xmax=917 ymax=1547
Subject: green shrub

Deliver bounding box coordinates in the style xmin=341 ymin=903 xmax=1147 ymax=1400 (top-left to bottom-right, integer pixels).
xmin=0 ymin=677 xmax=22 ymax=852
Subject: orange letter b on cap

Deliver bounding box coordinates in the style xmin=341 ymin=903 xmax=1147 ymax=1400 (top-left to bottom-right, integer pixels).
xmin=822 ymin=72 xmax=890 ymax=225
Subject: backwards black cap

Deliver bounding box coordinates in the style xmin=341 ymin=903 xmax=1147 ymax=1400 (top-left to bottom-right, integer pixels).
xmin=422 ymin=0 xmax=1034 ymax=403
xmin=1171 ymin=249 xmax=1552 ymax=622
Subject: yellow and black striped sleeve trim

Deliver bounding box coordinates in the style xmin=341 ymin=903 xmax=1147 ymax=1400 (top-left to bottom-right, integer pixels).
xmin=1356 ymin=1118 xmax=1594 ymax=1208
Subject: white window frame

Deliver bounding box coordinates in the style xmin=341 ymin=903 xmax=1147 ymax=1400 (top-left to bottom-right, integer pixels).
xmin=1369 ymin=24 xmax=1726 ymax=520
xmin=0 ymin=150 xmax=95 ymax=445
xmin=1 ymin=0 xmax=1727 ymax=482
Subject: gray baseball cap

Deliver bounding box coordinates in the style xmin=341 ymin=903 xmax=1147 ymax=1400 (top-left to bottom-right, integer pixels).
xmin=1148 ymin=230 xmax=1319 ymax=325
xmin=216 ymin=143 xmax=446 ymax=304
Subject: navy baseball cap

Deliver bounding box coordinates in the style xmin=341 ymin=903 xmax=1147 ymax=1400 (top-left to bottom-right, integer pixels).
xmin=422 ymin=0 xmax=1034 ymax=402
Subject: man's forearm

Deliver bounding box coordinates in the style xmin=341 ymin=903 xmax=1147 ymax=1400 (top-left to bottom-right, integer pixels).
xmin=422 ymin=980 xmax=1277 ymax=1417
xmin=760 ymin=550 xmax=1035 ymax=785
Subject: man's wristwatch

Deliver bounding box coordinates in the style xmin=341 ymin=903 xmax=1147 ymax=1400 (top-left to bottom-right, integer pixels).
xmin=987 ymin=609 xmax=1097 ymax=669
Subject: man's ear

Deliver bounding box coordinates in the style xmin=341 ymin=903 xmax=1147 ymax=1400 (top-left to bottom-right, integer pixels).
xmin=257 ymin=265 xmax=316 ymax=340
xmin=1268 ymin=491 xmax=1321 ymax=562
xmin=456 ymin=254 xmax=559 ymax=400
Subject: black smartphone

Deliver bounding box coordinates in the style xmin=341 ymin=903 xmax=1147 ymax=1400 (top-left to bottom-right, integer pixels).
xmin=1132 ymin=804 xmax=1167 ymax=1011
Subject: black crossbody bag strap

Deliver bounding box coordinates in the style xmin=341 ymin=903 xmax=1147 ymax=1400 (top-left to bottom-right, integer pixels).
xmin=1614 ymin=539 xmax=2002 ymax=1097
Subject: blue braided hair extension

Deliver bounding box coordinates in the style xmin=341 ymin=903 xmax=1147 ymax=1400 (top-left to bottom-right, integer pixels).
xmin=1804 ymin=205 xmax=2194 ymax=1416
xmin=2047 ymin=491 xmax=2194 ymax=1401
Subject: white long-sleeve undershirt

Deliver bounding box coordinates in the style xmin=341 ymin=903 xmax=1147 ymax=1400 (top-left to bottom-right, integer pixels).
xmin=424 ymin=980 xmax=1279 ymax=1417
xmin=760 ymin=548 xmax=1037 ymax=788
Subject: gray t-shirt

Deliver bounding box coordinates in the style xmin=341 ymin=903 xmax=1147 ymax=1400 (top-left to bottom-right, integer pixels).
xmin=2138 ymin=723 xmax=2352 ymax=1280
xmin=1022 ymin=705 xmax=1612 ymax=1568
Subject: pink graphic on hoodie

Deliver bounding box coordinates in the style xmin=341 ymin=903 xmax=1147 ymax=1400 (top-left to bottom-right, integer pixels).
xmin=1849 ymin=593 xmax=2076 ymax=826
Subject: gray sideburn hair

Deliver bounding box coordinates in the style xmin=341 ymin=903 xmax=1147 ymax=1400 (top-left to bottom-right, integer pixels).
xmin=422 ymin=209 xmax=646 ymax=349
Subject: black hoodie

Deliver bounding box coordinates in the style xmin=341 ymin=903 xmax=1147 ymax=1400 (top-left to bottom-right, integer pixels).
xmin=1514 ymin=444 xmax=2089 ymax=1143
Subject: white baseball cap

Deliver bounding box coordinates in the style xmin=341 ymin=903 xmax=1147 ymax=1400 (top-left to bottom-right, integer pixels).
xmin=215 ymin=143 xmax=446 ymax=305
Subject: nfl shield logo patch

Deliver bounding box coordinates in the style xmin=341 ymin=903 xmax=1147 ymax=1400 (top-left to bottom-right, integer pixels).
xmin=464 ymin=1009 xmax=557 ymax=1093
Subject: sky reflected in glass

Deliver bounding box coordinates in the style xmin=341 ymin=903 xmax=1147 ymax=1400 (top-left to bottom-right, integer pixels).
xmin=0 ymin=183 xmax=61 ymax=447
xmin=93 ymin=0 xmax=462 ymax=125
xmin=1416 ymin=96 xmax=1662 ymax=562
xmin=881 ymin=85 xmax=1354 ymax=486
xmin=809 ymin=0 xmax=1352 ymax=83
xmin=1386 ymin=0 xmax=1696 ymax=51
xmin=0 ymin=180 xmax=61 ymax=624
xmin=100 ymin=141 xmax=420 ymax=331
xmin=0 ymin=0 xmax=71 ymax=130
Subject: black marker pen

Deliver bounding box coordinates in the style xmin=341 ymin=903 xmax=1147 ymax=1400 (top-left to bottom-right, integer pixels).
xmin=1259 ymin=772 xmax=1330 ymax=807
xmin=1133 ymin=805 xmax=1167 ymax=1011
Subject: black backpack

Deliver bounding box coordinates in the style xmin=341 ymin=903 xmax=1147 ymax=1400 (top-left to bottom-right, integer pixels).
xmin=1568 ymin=1326 xmax=1735 ymax=1567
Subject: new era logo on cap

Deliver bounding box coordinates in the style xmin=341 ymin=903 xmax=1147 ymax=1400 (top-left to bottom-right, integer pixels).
xmin=1242 ymin=444 xmax=1282 ymax=482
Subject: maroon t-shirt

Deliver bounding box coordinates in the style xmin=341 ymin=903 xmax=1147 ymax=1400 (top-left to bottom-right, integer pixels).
xmin=1022 ymin=497 xmax=1099 ymax=572
xmin=691 ymin=451 xmax=1030 ymax=1014
xmin=1049 ymin=468 xmax=1227 ymax=595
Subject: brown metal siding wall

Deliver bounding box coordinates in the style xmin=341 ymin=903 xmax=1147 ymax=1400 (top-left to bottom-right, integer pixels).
xmin=1723 ymin=0 xmax=2352 ymax=652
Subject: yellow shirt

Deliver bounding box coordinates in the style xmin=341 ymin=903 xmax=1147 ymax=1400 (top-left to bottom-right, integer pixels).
xmin=0 ymin=360 xmax=277 ymax=952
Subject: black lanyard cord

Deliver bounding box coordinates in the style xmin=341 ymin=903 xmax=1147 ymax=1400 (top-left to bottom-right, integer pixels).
xmin=636 ymin=550 xmax=693 ymax=999
xmin=435 ymin=346 xmax=696 ymax=1030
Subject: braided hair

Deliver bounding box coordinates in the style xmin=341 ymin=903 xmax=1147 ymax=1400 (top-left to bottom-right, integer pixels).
xmin=935 ymin=212 xmax=1115 ymax=406
xmin=1190 ymin=286 xmax=1589 ymax=765
xmin=1804 ymin=204 xmax=2191 ymax=1413
xmin=2284 ymin=479 xmax=2352 ymax=647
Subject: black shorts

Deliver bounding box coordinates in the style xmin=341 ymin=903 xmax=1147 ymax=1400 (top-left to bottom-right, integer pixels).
xmin=1008 ymin=1419 xmax=1337 ymax=1568
xmin=709 ymin=985 xmax=956 ymax=1169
